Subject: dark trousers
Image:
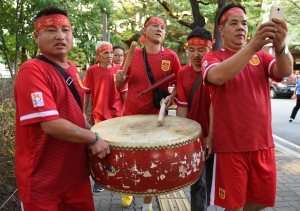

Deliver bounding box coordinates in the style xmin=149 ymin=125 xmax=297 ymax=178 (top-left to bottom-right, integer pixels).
xmin=190 ymin=154 xmax=214 ymax=211
xmin=290 ymin=94 xmax=300 ymax=119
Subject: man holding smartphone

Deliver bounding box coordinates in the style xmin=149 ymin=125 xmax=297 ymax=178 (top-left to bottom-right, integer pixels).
xmin=202 ymin=3 xmax=293 ymax=211
xmin=269 ymin=5 xmax=285 ymax=22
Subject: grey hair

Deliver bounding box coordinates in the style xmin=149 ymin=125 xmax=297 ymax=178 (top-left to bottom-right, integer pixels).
xmin=96 ymin=41 xmax=112 ymax=52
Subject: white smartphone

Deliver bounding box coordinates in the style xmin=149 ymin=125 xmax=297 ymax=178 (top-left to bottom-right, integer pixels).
xmin=269 ymin=5 xmax=285 ymax=21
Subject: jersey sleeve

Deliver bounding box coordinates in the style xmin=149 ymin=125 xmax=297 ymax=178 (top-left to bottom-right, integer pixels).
xmin=171 ymin=52 xmax=181 ymax=76
xmin=14 ymin=63 xmax=59 ymax=126
xmin=176 ymin=70 xmax=188 ymax=108
xmin=262 ymin=51 xmax=281 ymax=82
xmin=120 ymin=82 xmax=128 ymax=93
xmin=83 ymin=67 xmax=91 ymax=94
xmin=202 ymin=52 xmax=220 ymax=86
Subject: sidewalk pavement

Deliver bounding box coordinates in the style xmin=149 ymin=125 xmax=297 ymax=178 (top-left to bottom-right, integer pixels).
xmin=93 ymin=141 xmax=300 ymax=211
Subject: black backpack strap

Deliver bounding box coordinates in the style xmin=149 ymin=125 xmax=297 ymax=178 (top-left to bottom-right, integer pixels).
xmin=188 ymin=72 xmax=202 ymax=112
xmin=142 ymin=47 xmax=155 ymax=85
xmin=37 ymin=55 xmax=82 ymax=110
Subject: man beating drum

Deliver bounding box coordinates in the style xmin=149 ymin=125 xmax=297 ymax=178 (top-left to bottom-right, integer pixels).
xmin=164 ymin=28 xmax=214 ymax=211
xmin=115 ymin=16 xmax=181 ymax=211
xmin=14 ymin=7 xmax=109 ymax=211
xmin=83 ymin=41 xmax=127 ymax=193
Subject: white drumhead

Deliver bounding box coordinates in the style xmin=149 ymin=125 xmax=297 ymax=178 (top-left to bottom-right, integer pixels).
xmin=91 ymin=115 xmax=201 ymax=148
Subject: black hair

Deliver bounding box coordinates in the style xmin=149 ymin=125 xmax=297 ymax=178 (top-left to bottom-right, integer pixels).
xmin=113 ymin=46 xmax=124 ymax=52
xmin=187 ymin=27 xmax=212 ymax=42
xmin=217 ymin=3 xmax=246 ymax=26
xmin=144 ymin=17 xmax=153 ymax=26
xmin=35 ymin=7 xmax=68 ymax=22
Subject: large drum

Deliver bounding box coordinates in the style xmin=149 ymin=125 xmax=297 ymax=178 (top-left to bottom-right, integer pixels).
xmin=89 ymin=115 xmax=205 ymax=196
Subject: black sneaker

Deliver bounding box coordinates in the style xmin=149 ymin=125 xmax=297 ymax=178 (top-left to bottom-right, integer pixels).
xmin=93 ymin=184 xmax=104 ymax=192
xmin=289 ymin=118 xmax=293 ymax=122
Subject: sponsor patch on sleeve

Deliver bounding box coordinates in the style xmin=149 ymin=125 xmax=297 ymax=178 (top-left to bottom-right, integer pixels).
xmin=31 ymin=92 xmax=44 ymax=107
xmin=202 ymin=60 xmax=208 ymax=69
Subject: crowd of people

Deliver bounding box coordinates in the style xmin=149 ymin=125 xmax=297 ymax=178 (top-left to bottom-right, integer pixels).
xmin=13 ymin=3 xmax=293 ymax=211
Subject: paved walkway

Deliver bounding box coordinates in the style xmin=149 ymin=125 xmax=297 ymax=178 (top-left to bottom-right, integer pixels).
xmin=93 ymin=140 xmax=300 ymax=211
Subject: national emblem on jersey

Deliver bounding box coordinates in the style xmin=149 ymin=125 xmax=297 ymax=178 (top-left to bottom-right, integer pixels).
xmin=219 ymin=187 xmax=226 ymax=200
xmin=161 ymin=60 xmax=170 ymax=71
xmin=76 ymin=73 xmax=84 ymax=88
xmin=249 ymin=54 xmax=260 ymax=66
xmin=31 ymin=92 xmax=44 ymax=107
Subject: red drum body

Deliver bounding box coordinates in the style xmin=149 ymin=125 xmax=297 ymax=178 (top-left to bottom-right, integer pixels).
xmin=89 ymin=115 xmax=205 ymax=196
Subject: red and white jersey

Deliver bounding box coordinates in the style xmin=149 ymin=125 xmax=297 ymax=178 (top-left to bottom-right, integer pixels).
xmin=14 ymin=59 xmax=89 ymax=203
xmin=176 ymin=63 xmax=211 ymax=137
xmin=202 ymin=48 xmax=280 ymax=152
xmin=83 ymin=63 xmax=127 ymax=124
xmin=122 ymin=47 xmax=181 ymax=115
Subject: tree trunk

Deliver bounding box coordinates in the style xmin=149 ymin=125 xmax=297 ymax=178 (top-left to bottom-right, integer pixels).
xmin=0 ymin=33 xmax=13 ymax=76
xmin=21 ymin=47 xmax=27 ymax=65
xmin=212 ymin=0 xmax=228 ymax=51
xmin=14 ymin=0 xmax=22 ymax=73
xmin=189 ymin=0 xmax=205 ymax=29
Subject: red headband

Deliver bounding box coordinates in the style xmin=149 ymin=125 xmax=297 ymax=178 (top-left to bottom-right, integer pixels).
xmin=35 ymin=14 xmax=71 ymax=32
xmin=188 ymin=37 xmax=215 ymax=48
xmin=97 ymin=44 xmax=112 ymax=53
xmin=219 ymin=7 xmax=245 ymax=25
xmin=144 ymin=17 xmax=165 ymax=28
xmin=140 ymin=17 xmax=165 ymax=44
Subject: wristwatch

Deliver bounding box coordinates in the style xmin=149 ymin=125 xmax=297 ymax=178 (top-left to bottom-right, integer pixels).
xmin=276 ymin=44 xmax=289 ymax=56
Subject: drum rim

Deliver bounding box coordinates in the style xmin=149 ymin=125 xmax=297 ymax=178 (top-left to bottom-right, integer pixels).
xmin=107 ymin=132 xmax=201 ymax=149
xmin=92 ymin=177 xmax=200 ymax=196
xmin=91 ymin=115 xmax=202 ymax=148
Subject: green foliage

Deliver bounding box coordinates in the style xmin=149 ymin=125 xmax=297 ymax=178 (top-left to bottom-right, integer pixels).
xmin=0 ymin=0 xmax=299 ymax=70
xmin=0 ymin=78 xmax=19 ymax=210
xmin=163 ymin=40 xmax=179 ymax=50
xmin=0 ymin=0 xmax=116 ymax=70
xmin=178 ymin=35 xmax=187 ymax=43
xmin=120 ymin=30 xmax=139 ymax=42
xmin=0 ymin=0 xmax=274 ymax=70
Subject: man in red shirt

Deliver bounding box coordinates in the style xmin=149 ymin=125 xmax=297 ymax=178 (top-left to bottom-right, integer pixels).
xmin=14 ymin=7 xmax=110 ymax=211
xmin=175 ymin=28 xmax=213 ymax=211
xmin=83 ymin=41 xmax=127 ymax=125
xmin=115 ymin=17 xmax=181 ymax=211
xmin=83 ymin=41 xmax=130 ymax=205
xmin=202 ymin=3 xmax=293 ymax=211
xmin=112 ymin=46 xmax=125 ymax=65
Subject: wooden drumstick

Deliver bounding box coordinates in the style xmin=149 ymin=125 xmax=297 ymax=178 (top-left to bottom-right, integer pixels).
xmin=121 ymin=41 xmax=137 ymax=74
xmin=157 ymin=99 xmax=166 ymax=126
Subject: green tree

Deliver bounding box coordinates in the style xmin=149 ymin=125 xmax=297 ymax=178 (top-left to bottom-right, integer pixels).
xmin=108 ymin=0 xmax=265 ymax=52
xmin=157 ymin=0 xmax=264 ymax=50
xmin=0 ymin=0 xmax=114 ymax=75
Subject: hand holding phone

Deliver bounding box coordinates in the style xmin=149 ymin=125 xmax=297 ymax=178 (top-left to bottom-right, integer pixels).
xmin=269 ymin=5 xmax=285 ymax=21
